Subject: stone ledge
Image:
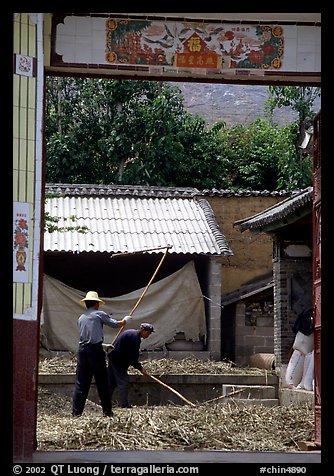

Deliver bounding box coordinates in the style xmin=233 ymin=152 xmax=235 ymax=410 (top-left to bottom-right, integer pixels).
xmin=280 ymin=388 xmax=314 ymax=406
xmin=38 ymin=373 xmax=278 ymax=385
xmin=38 ymin=372 xmax=279 ymax=407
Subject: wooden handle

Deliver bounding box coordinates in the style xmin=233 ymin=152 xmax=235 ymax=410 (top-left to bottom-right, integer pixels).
xmin=112 ymin=245 xmax=172 ymax=257
xmin=111 ymin=246 xmax=170 ymax=346
xmin=148 ymin=374 xmax=196 ymax=407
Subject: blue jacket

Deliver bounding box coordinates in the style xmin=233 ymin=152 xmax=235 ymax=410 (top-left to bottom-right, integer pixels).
xmin=78 ymin=309 xmax=120 ymax=345
xmin=108 ymin=329 xmax=143 ymax=372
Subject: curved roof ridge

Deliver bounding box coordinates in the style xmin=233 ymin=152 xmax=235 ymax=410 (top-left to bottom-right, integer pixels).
xmin=197 ymin=198 xmax=233 ymax=256
xmin=234 ymin=186 xmax=313 ymax=232
xmin=46 ymin=183 xmax=295 ymax=199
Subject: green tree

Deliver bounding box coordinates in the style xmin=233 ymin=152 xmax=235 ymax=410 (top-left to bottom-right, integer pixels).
xmin=45 ymin=78 xmax=227 ymax=188
xmin=264 ymin=86 xmax=321 ymax=125
xmin=45 ymin=79 xmax=312 ymax=192
xmin=217 ymin=118 xmax=311 ymax=191
xmin=263 ymin=85 xmax=320 ymax=189
xmin=46 ymin=77 xmax=160 ymax=183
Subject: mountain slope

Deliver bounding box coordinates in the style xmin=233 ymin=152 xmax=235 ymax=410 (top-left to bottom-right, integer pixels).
xmin=172 ymin=82 xmax=305 ymax=126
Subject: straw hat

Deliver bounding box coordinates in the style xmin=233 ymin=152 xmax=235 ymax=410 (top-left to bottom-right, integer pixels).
xmin=80 ymin=291 xmax=105 ymax=305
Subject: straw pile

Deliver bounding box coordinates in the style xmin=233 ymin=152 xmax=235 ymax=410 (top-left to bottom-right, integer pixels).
xmin=37 ymin=355 xmax=314 ymax=452
xmin=38 ymin=354 xmax=277 ymax=376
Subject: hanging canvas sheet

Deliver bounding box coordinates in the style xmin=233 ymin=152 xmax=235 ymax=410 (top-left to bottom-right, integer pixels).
xmin=41 ymin=260 xmax=206 ymax=353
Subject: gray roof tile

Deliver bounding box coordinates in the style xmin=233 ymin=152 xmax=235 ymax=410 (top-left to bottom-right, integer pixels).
xmin=45 ymin=184 xmax=233 ymax=256
xmin=233 ymin=187 xmax=312 ymax=232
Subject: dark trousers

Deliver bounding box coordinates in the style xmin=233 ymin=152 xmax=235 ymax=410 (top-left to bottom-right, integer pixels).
xmin=72 ymin=342 xmax=111 ymax=416
xmin=108 ymin=361 xmax=130 ymax=407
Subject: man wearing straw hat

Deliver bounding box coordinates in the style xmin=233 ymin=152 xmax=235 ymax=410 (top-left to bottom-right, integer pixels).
xmin=72 ymin=291 xmax=130 ymax=417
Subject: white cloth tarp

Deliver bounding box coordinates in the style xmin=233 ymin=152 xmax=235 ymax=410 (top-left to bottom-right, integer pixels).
xmin=41 ymin=260 xmax=206 ymax=353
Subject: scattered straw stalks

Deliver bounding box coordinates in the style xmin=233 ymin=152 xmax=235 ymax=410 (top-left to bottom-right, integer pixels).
xmin=37 ymin=356 xmax=314 ymax=452
xmin=38 ymin=354 xmax=277 ymax=376
xmin=37 ymin=388 xmax=314 ymax=451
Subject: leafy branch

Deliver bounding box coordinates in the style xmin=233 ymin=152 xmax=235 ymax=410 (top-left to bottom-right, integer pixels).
xmin=44 ymin=194 xmax=89 ymax=234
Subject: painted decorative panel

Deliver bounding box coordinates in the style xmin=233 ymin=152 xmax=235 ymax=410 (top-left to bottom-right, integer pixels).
xmin=50 ymin=15 xmax=321 ymax=81
xmin=13 ymin=202 xmax=30 ymax=283
xmin=15 ymin=54 xmax=34 ymax=77
xmin=105 ymin=20 xmax=284 ymax=70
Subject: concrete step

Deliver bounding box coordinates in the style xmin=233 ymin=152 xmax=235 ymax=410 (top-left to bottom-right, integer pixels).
xmin=220 ymin=398 xmax=280 ymax=407
xmin=222 ymin=384 xmax=277 ymax=400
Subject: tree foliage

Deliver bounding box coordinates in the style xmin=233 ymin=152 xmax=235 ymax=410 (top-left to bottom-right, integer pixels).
xmin=217 ymin=118 xmax=312 ymax=191
xmin=263 ymin=85 xmax=320 ymax=189
xmin=44 ymin=194 xmax=89 ymax=233
xmin=46 ymin=77 xmax=228 ymax=188
xmin=264 ymin=86 xmax=321 ymax=125
xmin=45 ymin=78 xmax=316 ymax=192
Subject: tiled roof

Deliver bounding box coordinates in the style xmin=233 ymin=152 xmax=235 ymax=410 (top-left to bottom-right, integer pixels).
xmin=46 ymin=183 xmax=293 ymax=198
xmin=233 ymin=187 xmax=312 ymax=233
xmin=44 ymin=184 xmax=233 ymax=256
xmin=46 ymin=183 xmax=200 ymax=199
xmin=221 ymin=275 xmax=273 ymax=306
xmin=199 ymin=188 xmax=292 ymax=197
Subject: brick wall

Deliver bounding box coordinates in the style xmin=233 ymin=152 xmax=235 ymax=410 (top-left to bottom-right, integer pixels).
xmin=235 ymin=301 xmax=275 ymax=366
xmin=273 ymin=239 xmax=312 ymax=367
xmin=206 ymin=257 xmax=222 ymax=360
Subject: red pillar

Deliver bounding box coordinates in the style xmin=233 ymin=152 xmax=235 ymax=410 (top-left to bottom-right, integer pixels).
xmin=312 ymin=111 xmax=321 ymax=447
xmin=13 ymin=320 xmax=40 ymax=461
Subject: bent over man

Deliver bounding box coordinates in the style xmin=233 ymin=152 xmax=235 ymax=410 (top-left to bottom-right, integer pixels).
xmin=107 ymin=323 xmax=155 ymax=408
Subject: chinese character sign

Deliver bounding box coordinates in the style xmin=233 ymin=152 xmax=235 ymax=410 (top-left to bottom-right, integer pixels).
xmin=13 ymin=202 xmax=30 ymax=283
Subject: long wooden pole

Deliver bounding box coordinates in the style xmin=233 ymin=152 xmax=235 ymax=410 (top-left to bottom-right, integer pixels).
xmin=129 ymin=246 xmax=171 ymax=316
xmin=200 ymin=387 xmax=246 ymax=405
xmin=111 ymin=245 xmax=171 ymax=345
xmin=111 ymin=245 xmax=172 ymax=257
xmin=148 ymin=374 xmax=196 ymax=407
